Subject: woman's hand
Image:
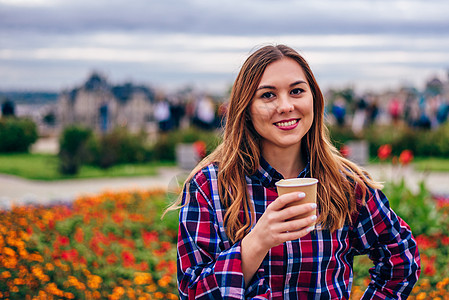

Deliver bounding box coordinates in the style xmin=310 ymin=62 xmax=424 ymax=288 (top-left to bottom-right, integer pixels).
xmin=241 ymin=191 xmax=316 ymax=286
xmin=248 ymin=191 xmax=317 ymax=254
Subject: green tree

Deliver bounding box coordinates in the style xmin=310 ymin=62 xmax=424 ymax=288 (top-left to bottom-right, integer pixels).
xmin=0 ymin=117 xmax=38 ymax=152
xmin=58 ymin=125 xmax=93 ymax=175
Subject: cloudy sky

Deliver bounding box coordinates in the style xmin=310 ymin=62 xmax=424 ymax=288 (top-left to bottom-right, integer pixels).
xmin=1 ymin=0 xmax=448 ymax=94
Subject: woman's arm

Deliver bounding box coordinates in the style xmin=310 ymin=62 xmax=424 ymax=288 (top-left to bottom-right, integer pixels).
xmin=241 ymin=191 xmax=317 ymax=287
xmin=177 ymin=177 xmax=246 ymax=299
xmin=352 ymin=188 xmax=421 ymax=299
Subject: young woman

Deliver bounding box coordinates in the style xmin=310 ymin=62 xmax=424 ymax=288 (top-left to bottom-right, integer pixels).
xmin=169 ymin=45 xmax=420 ymax=299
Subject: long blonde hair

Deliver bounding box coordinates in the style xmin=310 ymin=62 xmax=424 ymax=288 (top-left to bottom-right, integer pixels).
xmin=166 ymin=45 xmax=381 ymax=244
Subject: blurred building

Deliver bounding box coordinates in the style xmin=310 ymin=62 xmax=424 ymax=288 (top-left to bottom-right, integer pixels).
xmin=57 ymin=72 xmax=156 ymax=133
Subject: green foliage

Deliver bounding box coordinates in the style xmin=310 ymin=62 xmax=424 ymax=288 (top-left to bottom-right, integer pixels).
xmin=384 ymin=179 xmax=442 ymax=236
xmin=58 ymin=125 xmax=93 ymax=175
xmin=329 ymin=123 xmax=449 ymax=158
xmin=151 ymin=127 xmax=221 ymax=161
xmin=0 ymin=117 xmax=38 ymax=152
xmin=88 ymin=127 xmax=150 ymax=169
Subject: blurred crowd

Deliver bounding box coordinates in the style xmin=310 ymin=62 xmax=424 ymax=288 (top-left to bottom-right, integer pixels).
xmin=153 ymin=94 xmax=227 ymax=133
xmin=327 ymin=85 xmax=449 ymax=133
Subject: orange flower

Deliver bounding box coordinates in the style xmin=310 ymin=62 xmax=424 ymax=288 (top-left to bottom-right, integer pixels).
xmin=74 ymin=227 xmax=84 ymax=243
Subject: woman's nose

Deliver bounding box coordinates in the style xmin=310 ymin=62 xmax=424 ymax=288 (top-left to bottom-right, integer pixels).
xmin=276 ymin=95 xmax=294 ymax=114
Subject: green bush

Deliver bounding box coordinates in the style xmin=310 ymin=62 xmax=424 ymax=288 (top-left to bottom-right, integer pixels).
xmin=58 ymin=125 xmax=93 ymax=175
xmin=89 ymin=127 xmax=150 ymax=169
xmin=329 ymin=123 xmax=449 ymax=158
xmin=383 ymin=179 xmax=442 ymax=236
xmin=0 ymin=117 xmax=38 ymax=152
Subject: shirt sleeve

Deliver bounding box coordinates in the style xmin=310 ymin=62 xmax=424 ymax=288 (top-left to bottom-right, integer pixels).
xmin=351 ymin=187 xmax=421 ymax=299
xmin=176 ymin=172 xmax=271 ymax=299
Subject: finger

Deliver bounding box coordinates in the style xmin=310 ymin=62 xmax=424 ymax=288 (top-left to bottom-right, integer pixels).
xmin=278 ymin=202 xmax=317 ymax=222
xmin=268 ymin=191 xmax=306 ymax=211
xmin=280 ymin=222 xmax=316 ymax=241
xmin=277 ymin=214 xmax=317 ymax=233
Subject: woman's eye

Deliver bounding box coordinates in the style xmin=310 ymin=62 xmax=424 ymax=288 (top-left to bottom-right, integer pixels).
xmin=291 ymin=88 xmax=304 ymax=95
xmin=261 ymin=92 xmax=275 ymax=99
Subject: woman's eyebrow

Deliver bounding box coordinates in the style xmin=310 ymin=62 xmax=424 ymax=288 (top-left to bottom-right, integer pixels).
xmin=256 ymin=80 xmax=307 ymax=91
xmin=290 ymin=80 xmax=307 ymax=87
xmin=256 ymin=85 xmax=275 ymax=91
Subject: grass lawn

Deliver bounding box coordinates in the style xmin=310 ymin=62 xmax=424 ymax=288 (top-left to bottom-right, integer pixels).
xmin=413 ymin=157 xmax=449 ymax=172
xmin=368 ymin=156 xmax=449 ymax=172
xmin=0 ymin=153 xmax=175 ymax=181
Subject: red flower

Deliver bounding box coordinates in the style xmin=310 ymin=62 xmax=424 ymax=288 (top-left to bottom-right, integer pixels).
xmin=136 ymin=261 xmax=149 ymax=271
xmin=441 ymin=236 xmax=449 ymax=246
xmin=339 ymin=145 xmax=351 ymax=158
xmin=399 ymin=150 xmax=413 ymax=165
xmin=193 ymin=141 xmax=207 ymax=159
xmin=121 ymin=251 xmax=135 ymax=268
xmin=118 ymin=239 xmax=135 ymax=249
xmin=112 ymin=212 xmax=124 ymax=224
xmin=142 ymin=231 xmax=158 ymax=247
xmin=421 ymin=253 xmax=436 ymax=276
xmin=56 ymin=235 xmax=70 ymax=247
xmin=415 ymin=234 xmax=438 ymax=250
xmin=61 ymin=249 xmax=78 ymax=261
xmin=377 ymin=144 xmax=392 ymax=160
xmin=106 ymin=253 xmax=118 ymax=264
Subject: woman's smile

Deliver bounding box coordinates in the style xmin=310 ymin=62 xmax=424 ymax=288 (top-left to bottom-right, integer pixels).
xmin=274 ymin=118 xmax=300 ymax=130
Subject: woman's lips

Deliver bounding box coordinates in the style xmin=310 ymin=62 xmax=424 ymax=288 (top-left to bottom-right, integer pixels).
xmin=274 ymin=119 xmax=300 ymax=130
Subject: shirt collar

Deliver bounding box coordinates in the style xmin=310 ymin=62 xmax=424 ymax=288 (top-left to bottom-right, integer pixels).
xmin=252 ymin=156 xmax=311 ymax=188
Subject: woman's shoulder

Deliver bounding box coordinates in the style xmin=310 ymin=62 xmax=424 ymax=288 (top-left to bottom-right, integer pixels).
xmin=187 ymin=161 xmax=220 ymax=194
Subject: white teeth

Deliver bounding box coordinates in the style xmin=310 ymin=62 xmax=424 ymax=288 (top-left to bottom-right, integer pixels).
xmin=276 ymin=120 xmax=298 ymax=127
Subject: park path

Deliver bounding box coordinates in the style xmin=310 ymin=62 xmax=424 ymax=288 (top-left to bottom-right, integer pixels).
xmin=0 ymin=167 xmax=189 ymax=209
xmin=1 ymin=165 xmax=448 ymax=210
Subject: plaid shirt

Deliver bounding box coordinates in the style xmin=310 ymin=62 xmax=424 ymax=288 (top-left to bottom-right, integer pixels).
xmin=177 ymin=158 xmax=420 ymax=299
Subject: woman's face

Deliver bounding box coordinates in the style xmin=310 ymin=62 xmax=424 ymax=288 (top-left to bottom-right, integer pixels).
xmin=249 ymin=57 xmax=314 ymax=156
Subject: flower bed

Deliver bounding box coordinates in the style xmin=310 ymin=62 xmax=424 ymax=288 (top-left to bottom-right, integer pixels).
xmin=1 ymin=187 xmax=448 ymax=299
xmin=0 ymin=189 xmax=178 ymax=299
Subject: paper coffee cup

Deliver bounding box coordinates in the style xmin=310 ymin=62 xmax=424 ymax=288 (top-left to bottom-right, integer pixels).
xmin=275 ymin=178 xmax=318 ymax=220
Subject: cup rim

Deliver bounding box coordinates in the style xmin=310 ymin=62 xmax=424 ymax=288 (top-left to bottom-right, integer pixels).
xmin=275 ymin=178 xmax=319 ymax=187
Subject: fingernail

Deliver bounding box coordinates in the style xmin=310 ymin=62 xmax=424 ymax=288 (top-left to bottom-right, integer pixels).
xmin=306 ymin=225 xmax=315 ymax=233
xmin=310 ymin=203 xmax=317 ymax=209
xmin=310 ymin=215 xmax=317 ymax=221
xmin=298 ymin=192 xmax=305 ymax=198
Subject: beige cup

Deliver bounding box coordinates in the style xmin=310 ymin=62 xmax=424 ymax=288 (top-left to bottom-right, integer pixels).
xmin=275 ymin=178 xmax=318 ymax=220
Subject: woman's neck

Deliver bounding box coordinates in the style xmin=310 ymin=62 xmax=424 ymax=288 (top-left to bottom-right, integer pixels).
xmin=262 ymin=145 xmax=305 ymax=179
